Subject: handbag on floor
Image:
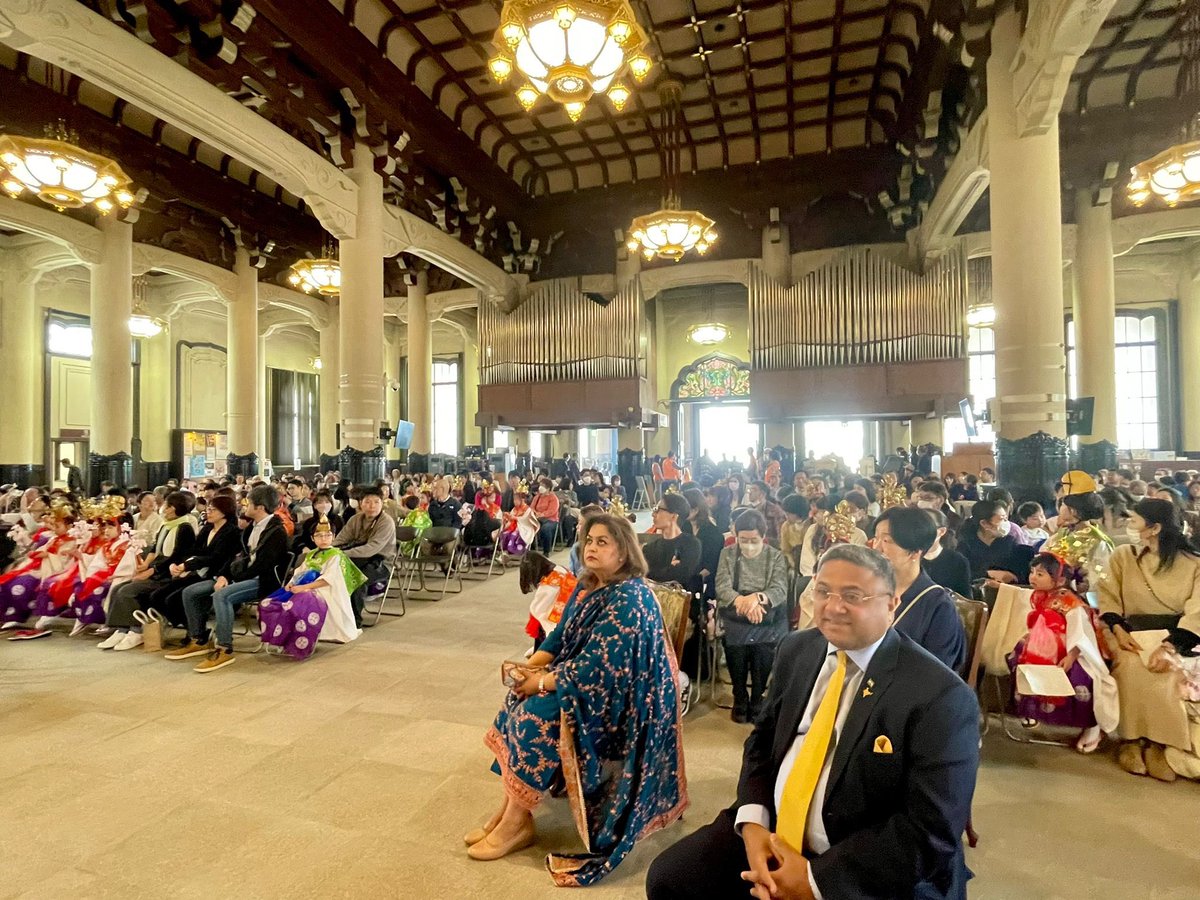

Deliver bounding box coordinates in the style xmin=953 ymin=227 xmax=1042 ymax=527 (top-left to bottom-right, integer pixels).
xmin=132 ymin=608 xmax=167 ymax=652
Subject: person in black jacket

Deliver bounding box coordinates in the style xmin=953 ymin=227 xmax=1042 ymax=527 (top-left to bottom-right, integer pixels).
xmin=99 ymin=491 xmax=199 ymax=651
xmin=293 ymin=490 xmax=343 ymax=552
xmin=173 ymin=485 xmax=291 ymax=672
xmin=142 ymin=493 xmax=242 ymax=627
xmin=647 ymin=544 xmax=979 ymax=900
xmin=921 ymin=509 xmax=973 ymax=598
xmin=643 ymin=493 xmax=702 ymax=590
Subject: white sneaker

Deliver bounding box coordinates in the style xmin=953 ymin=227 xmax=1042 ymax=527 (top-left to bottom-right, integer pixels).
xmin=97 ymin=631 xmax=126 ymax=650
xmin=34 ymin=615 xmax=57 ymax=630
xmin=93 ymin=626 xmax=112 ymax=637
xmin=114 ymin=632 xmax=144 ymax=652
xmin=69 ymin=621 xmax=89 ymax=637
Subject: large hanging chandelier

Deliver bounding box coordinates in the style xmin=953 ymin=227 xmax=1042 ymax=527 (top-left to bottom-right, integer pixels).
xmin=1128 ymin=0 xmax=1200 ymax=207
xmin=289 ymin=243 xmax=341 ymax=296
xmin=0 ymin=120 xmax=136 ymax=215
xmin=489 ymin=0 xmax=652 ymax=121
xmin=687 ymin=322 xmax=729 ymax=345
xmin=628 ymin=81 xmax=717 ymax=262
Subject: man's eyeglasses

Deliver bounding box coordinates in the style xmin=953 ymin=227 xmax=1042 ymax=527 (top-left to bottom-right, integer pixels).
xmin=812 ymin=587 xmax=889 ymax=607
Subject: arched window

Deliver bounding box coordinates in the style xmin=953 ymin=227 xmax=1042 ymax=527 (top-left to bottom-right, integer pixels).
xmin=672 ymin=354 xmax=750 ymax=400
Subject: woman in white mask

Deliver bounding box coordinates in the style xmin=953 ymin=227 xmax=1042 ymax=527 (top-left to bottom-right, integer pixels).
xmin=958 ymin=498 xmax=1031 ymax=585
xmin=714 ymin=509 xmax=789 ymax=723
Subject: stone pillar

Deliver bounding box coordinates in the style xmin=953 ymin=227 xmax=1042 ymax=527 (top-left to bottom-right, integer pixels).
xmin=1180 ymin=255 xmax=1200 ymax=450
xmin=406 ymin=269 xmax=432 ymax=472
xmin=138 ymin=314 xmax=173 ymax=484
xmin=761 ymin=221 xmax=792 ymax=286
xmin=226 ymin=248 xmax=259 ymax=476
xmin=383 ymin=323 xmax=401 ymax=464
xmin=0 ymin=254 xmax=41 ymax=485
xmin=987 ymin=8 xmax=1069 ymax=505
xmin=337 ymin=143 xmax=386 ymax=482
xmin=89 ymin=216 xmax=134 ymax=490
xmin=1073 ymin=190 xmax=1119 ymax=471
xmin=318 ymin=315 xmax=340 ymax=463
xmin=256 ymin=333 xmax=267 ymax=469
xmin=462 ymin=330 xmax=480 ymax=451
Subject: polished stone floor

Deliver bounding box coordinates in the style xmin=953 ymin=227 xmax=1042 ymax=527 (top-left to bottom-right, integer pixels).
xmin=1 ymin=552 xmax=1197 ymax=900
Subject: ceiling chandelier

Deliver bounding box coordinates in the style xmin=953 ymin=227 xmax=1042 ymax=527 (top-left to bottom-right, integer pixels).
xmin=1128 ymin=0 xmax=1200 ymax=207
xmin=128 ymin=280 xmax=164 ymax=338
xmin=628 ymin=81 xmax=717 ymax=262
xmin=687 ymin=322 xmax=729 ymax=345
xmin=289 ymin=244 xmax=341 ymax=296
xmin=489 ymin=0 xmax=652 ymax=121
xmin=0 ymin=119 xmax=137 ymax=215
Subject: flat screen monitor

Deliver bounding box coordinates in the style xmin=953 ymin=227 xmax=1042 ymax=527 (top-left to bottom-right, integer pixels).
xmin=393 ymin=420 xmax=415 ymax=450
xmin=958 ymin=398 xmax=978 ymax=438
xmin=1066 ymin=397 xmax=1095 ymax=437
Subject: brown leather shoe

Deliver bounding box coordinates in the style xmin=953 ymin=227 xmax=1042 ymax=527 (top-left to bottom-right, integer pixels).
xmin=467 ymin=825 xmax=535 ymax=861
xmin=1144 ymin=743 xmax=1178 ymax=782
xmin=1117 ymin=740 xmax=1148 ymax=776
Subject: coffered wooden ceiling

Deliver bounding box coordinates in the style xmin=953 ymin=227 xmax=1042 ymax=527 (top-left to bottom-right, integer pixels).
xmin=52 ymin=1 xmax=1192 ymax=279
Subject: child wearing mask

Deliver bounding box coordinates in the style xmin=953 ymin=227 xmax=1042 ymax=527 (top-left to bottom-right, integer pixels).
xmin=714 ymin=509 xmax=789 ymax=723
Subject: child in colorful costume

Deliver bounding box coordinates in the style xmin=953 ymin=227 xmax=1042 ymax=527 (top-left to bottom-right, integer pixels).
xmin=1 ymin=500 xmax=78 ymax=634
xmin=259 ymin=515 xmax=364 ymax=660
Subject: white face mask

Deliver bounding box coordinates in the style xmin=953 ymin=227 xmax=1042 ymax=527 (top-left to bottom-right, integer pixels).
xmin=582 ymin=477 xmax=592 ymax=485
xmin=538 ymin=486 xmax=548 ymax=494
xmin=738 ymin=539 xmax=764 ymax=559
xmin=916 ymin=500 xmax=939 ymax=510
xmin=992 ymin=518 xmax=1010 ymax=537
xmin=1126 ymin=525 xmax=1143 ymax=545
xmin=315 ymin=503 xmax=331 ymax=515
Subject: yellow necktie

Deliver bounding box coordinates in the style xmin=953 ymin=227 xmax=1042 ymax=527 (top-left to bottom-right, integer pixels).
xmin=776 ymin=650 xmax=847 ymax=852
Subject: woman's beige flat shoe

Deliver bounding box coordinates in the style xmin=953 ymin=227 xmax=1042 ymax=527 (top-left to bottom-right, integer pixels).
xmin=463 ymin=826 xmax=491 ymax=846
xmin=1144 ymin=744 xmax=1178 ymax=782
xmin=1117 ymin=740 xmax=1148 ymax=776
xmin=467 ymin=826 xmax=536 ymax=861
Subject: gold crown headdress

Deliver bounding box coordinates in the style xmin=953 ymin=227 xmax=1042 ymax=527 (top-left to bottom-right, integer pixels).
xmin=824 ymin=500 xmax=856 ymax=543
xmin=609 ymin=496 xmax=629 ymax=519
xmin=49 ymin=497 xmax=75 ymax=520
xmin=516 ymin=479 xmax=530 ymax=494
xmin=452 ymin=475 xmax=466 ymax=491
xmin=313 ymin=515 xmax=332 ymax=535
xmin=878 ymin=473 xmax=907 ymax=511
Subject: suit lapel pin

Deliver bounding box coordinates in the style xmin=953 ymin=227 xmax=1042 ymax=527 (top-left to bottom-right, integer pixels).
xmin=862 ymin=678 xmax=875 ymax=699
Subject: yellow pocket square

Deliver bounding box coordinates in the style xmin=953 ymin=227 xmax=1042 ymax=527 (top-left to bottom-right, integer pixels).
xmin=873 ymin=735 xmax=893 ymax=755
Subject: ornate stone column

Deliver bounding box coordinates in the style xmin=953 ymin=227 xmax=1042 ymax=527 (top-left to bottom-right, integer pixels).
xmin=0 ymin=253 xmax=41 ymax=486
xmin=88 ymin=216 xmax=134 ymax=490
xmin=405 ymin=269 xmax=432 ymax=473
xmin=988 ymin=7 xmax=1069 ymax=505
xmin=461 ymin=329 xmax=480 ymax=451
xmin=318 ymin=313 xmax=340 ymax=468
xmin=336 ymin=143 xmax=386 ymax=482
xmin=226 ymin=247 xmax=259 ymax=476
xmin=1073 ymin=190 xmax=1119 ymax=471
xmin=1179 ymin=249 xmax=1200 ymax=450
xmin=256 ymin=332 xmax=267 ymax=470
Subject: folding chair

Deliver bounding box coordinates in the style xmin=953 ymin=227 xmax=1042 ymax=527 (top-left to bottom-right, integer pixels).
xmin=363 ymin=541 xmax=408 ymax=624
xmin=405 ymin=526 xmax=465 ymax=600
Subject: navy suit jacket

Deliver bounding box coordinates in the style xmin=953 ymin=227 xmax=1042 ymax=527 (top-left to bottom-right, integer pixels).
xmin=735 ymin=628 xmax=979 ymax=900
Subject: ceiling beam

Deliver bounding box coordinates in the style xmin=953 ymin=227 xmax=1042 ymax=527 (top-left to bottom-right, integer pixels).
xmin=248 ymin=0 xmax=533 ymax=229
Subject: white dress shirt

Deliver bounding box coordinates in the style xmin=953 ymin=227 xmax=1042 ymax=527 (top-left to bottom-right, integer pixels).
xmin=248 ymin=514 xmax=271 ymax=556
xmin=735 ymin=634 xmax=887 ymax=899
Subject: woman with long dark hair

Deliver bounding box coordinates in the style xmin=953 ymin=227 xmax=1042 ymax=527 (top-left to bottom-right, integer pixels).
xmin=1099 ymin=497 xmax=1200 ymax=780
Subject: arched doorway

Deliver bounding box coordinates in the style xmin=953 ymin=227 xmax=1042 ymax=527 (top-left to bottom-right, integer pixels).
xmin=670 ymin=354 xmax=758 ymax=468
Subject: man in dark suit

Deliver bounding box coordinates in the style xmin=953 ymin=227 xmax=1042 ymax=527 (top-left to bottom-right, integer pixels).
xmin=646 ymin=543 xmax=979 ymax=900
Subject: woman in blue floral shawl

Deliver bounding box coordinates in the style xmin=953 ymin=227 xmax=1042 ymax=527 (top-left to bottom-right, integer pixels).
xmin=470 ymin=513 xmax=688 ymax=886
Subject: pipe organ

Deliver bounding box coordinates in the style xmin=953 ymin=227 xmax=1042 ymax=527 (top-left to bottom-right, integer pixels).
xmin=479 ymin=278 xmax=646 ymax=386
xmin=749 ymin=247 xmax=968 ymax=370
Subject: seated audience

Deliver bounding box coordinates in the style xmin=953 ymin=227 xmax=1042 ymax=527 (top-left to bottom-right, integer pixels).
xmin=1008 ymin=551 xmax=1116 ymax=754
xmin=646 ymin=544 xmax=980 ymax=900
xmin=958 ymin=499 xmax=1032 ymax=585
xmin=256 ymin=515 xmax=363 ymax=660
xmin=146 ymin=493 xmax=241 ymax=628
xmin=644 ymin=493 xmax=702 ymax=591
xmin=1099 ymin=497 xmax=1200 ymax=781
xmin=333 ymin=485 xmax=396 ymax=628
xmin=868 ymin=507 xmax=967 ymax=672
xmin=529 ymin=477 xmax=560 ymax=554
xmin=427 ymin=477 xmax=462 ymax=529
xmin=921 ymin=509 xmax=973 ymax=598
xmin=468 ymin=513 xmax=686 ymax=884
xmin=99 ymin=492 xmax=199 ymax=651
xmin=716 ymin=510 xmax=789 ymax=723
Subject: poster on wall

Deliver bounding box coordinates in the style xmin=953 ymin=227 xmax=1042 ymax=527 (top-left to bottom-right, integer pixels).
xmin=181 ymin=430 xmax=230 ymax=479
